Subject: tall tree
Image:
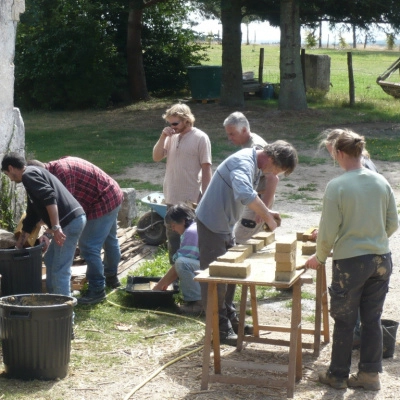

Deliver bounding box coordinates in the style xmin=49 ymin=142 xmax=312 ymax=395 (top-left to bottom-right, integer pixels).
xmin=279 ymin=0 xmax=307 ymax=110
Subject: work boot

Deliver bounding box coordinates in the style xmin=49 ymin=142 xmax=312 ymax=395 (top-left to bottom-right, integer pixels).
xmin=230 ymin=316 xmax=254 ymax=335
xmin=178 ymin=300 xmax=204 ymax=316
xmin=348 ymin=371 xmax=381 ymax=391
xmin=318 ymin=370 xmax=347 ymax=389
xmin=78 ymin=289 xmax=106 ymax=305
xmin=219 ymin=327 xmax=238 ymax=347
xmin=105 ymin=275 xmax=121 ymax=289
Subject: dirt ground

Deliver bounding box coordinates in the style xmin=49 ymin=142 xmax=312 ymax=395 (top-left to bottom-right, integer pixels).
xmin=112 ymin=121 xmax=400 ymax=400
xmin=3 ymin=116 xmax=400 ymax=399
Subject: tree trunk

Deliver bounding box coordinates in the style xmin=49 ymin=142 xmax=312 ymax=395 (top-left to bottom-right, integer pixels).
xmin=352 ymin=24 xmax=357 ymax=49
xmin=278 ymin=0 xmax=307 ymax=111
xmin=220 ymin=0 xmax=244 ymax=107
xmin=127 ymin=1 xmax=150 ymax=102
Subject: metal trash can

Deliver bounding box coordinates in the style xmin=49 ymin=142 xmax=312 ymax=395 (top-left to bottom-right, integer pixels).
xmin=0 ymin=294 xmax=76 ymax=380
xmin=187 ymin=66 xmax=222 ymax=100
xmin=382 ymin=319 xmax=399 ymax=358
xmin=0 ymin=244 xmax=43 ymax=296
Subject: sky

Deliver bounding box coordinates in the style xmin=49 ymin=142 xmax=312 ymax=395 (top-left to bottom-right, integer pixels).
xmin=192 ymin=18 xmax=389 ymax=45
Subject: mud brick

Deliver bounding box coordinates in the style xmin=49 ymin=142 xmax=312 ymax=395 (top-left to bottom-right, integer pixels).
xmin=275 ymin=237 xmax=297 ymax=253
xmin=209 ymin=261 xmax=251 ymax=279
xmin=252 ymin=231 xmax=275 ymax=246
xmin=275 ymin=260 xmax=296 ymax=272
xmin=229 ymin=244 xmax=253 ymax=258
xmin=296 ymin=231 xmax=305 ymax=241
xmin=243 ymin=238 xmax=265 ymax=252
xmin=275 ymin=251 xmax=296 ymax=264
xmin=302 ymin=227 xmax=318 ymax=242
xmin=217 ymin=251 xmax=247 ymax=264
xmin=302 ymin=241 xmax=317 ymax=255
xmin=275 ymin=270 xmax=296 ymax=282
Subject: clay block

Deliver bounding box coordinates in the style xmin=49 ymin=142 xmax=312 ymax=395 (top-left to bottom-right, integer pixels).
xmin=217 ymin=251 xmax=246 ymax=264
xmin=275 ymin=238 xmax=297 ymax=253
xmin=243 ymin=238 xmax=265 ymax=252
xmin=296 ymin=231 xmax=305 ymax=240
xmin=209 ymin=261 xmax=251 ymax=279
xmin=229 ymin=244 xmax=253 ymax=258
xmin=252 ymin=231 xmax=275 ymax=245
xmin=302 ymin=242 xmax=316 ymax=255
xmin=275 ymin=251 xmax=296 ymax=263
xmin=275 ymin=270 xmax=296 ymax=282
xmin=302 ymin=227 xmax=318 ymax=242
xmin=275 ymin=260 xmax=296 ymax=272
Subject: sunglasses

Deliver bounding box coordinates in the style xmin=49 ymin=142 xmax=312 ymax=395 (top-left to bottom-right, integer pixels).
xmin=169 ymin=121 xmax=180 ymax=126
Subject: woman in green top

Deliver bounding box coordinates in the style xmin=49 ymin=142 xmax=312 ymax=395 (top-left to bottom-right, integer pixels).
xmin=306 ymin=129 xmax=398 ymax=391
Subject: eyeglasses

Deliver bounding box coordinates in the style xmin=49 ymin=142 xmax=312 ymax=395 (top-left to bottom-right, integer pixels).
xmin=169 ymin=121 xmax=180 ymax=127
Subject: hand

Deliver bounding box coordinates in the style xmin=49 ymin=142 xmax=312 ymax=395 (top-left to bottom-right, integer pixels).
xmin=162 ymin=127 xmax=176 ymax=137
xmin=305 ymin=254 xmax=322 ymax=270
xmin=53 ymin=229 xmax=66 ymax=246
xmin=263 ymin=211 xmax=281 ymax=232
xmin=152 ymin=282 xmax=167 ymax=291
xmin=311 ymin=229 xmax=318 ymax=241
xmin=39 ymin=235 xmax=50 ymax=252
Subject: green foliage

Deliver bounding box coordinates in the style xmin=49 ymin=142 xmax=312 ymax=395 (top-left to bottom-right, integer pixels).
xmin=304 ymin=31 xmax=317 ymax=48
xmin=15 ymin=0 xmax=125 ymax=110
xmin=338 ymin=35 xmax=348 ymax=49
xmin=142 ymin=2 xmax=208 ymax=96
xmin=132 ymin=247 xmax=170 ymax=277
xmin=0 ymin=174 xmax=17 ymax=231
xmin=386 ymin=33 xmax=396 ymax=50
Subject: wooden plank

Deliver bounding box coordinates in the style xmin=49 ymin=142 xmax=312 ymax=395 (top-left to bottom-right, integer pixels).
xmin=222 ymin=360 xmax=288 ymax=374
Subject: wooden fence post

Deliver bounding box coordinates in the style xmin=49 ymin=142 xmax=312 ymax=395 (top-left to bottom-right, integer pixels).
xmin=347 ymin=52 xmax=355 ymax=106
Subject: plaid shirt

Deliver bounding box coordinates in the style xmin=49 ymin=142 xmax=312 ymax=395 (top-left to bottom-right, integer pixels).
xmin=45 ymin=157 xmax=123 ymax=220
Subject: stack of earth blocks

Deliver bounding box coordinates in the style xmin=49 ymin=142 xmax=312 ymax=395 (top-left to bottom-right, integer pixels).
xmin=274 ymin=237 xmax=297 ymax=282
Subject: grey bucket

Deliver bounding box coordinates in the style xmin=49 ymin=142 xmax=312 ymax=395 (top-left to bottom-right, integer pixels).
xmin=382 ymin=319 xmax=399 ymax=358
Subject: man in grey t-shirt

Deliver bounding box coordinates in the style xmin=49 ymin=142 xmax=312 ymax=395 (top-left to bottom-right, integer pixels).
xmin=224 ymin=112 xmax=278 ymax=243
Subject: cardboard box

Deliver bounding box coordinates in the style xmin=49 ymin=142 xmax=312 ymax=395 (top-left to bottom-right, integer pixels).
xmin=209 ymin=261 xmax=251 ymax=279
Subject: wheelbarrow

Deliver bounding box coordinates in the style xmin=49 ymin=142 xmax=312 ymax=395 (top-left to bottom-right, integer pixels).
xmin=136 ymin=192 xmax=167 ymax=246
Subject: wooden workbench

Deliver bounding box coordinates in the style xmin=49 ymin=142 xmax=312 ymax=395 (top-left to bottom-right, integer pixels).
xmin=194 ymin=237 xmax=329 ymax=398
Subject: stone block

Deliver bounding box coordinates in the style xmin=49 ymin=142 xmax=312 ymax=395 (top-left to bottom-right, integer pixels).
xmin=243 ymin=238 xmax=265 ymax=252
xmin=275 ymin=270 xmax=296 ymax=282
xmin=275 ymin=251 xmax=296 ymax=263
xmin=275 ymin=238 xmax=297 ymax=253
xmin=302 ymin=242 xmax=317 ymax=255
xmin=118 ymin=188 xmax=137 ymax=228
xmin=275 ymin=260 xmax=296 ymax=272
xmin=217 ymin=251 xmax=247 ymax=264
xmin=209 ymin=261 xmax=251 ymax=279
xmin=229 ymin=244 xmax=253 ymax=258
xmin=252 ymin=231 xmax=275 ymax=245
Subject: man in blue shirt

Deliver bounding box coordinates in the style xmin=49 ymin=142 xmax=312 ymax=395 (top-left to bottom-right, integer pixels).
xmin=196 ymin=141 xmax=298 ymax=345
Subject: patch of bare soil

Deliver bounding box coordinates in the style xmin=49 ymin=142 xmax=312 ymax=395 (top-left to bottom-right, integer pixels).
xmin=111 ymin=138 xmax=400 ymax=400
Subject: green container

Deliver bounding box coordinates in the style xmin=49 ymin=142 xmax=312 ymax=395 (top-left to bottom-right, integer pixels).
xmin=187 ymin=66 xmax=222 ymax=100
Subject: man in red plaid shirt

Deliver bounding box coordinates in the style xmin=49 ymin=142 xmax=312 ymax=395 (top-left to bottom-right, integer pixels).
xmin=31 ymin=157 xmax=124 ymax=304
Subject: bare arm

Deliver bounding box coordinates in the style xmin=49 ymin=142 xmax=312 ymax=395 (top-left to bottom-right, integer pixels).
xmin=15 ymin=231 xmax=29 ymax=249
xmin=261 ymin=173 xmax=279 ymax=209
xmin=247 ymin=196 xmax=280 ymax=231
xmin=152 ymin=265 xmax=178 ymax=291
xmin=201 ymin=163 xmax=212 ymax=196
xmin=153 ymin=127 xmax=175 ymax=162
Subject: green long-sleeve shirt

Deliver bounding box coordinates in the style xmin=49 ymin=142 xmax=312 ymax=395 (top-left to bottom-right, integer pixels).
xmin=316 ymin=168 xmax=398 ymax=263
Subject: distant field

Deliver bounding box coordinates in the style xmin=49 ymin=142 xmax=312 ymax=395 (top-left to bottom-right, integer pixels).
xmin=202 ymin=44 xmax=400 ymax=102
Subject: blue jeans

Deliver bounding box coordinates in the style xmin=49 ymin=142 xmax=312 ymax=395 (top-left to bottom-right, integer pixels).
xmin=78 ymin=206 xmax=121 ymax=291
xmin=45 ymin=214 xmax=87 ymax=296
xmin=175 ymin=256 xmax=201 ymax=302
xmin=328 ymin=253 xmax=392 ymax=378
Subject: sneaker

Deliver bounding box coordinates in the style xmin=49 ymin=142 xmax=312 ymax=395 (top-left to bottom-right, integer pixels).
xmin=77 ymin=289 xmax=106 ymax=305
xmin=219 ymin=327 xmax=238 ymax=347
xmin=318 ymin=371 xmax=347 ymax=389
xmin=230 ymin=316 xmax=254 ymax=335
xmin=105 ymin=275 xmax=121 ymax=289
xmin=348 ymin=371 xmax=381 ymax=391
xmin=178 ymin=300 xmax=204 ymax=316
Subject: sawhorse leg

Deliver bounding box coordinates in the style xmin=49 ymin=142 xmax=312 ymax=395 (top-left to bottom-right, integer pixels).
xmin=314 ymin=265 xmax=330 ymax=356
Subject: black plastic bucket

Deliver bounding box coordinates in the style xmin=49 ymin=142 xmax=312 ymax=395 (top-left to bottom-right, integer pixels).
xmin=382 ymin=319 xmax=399 ymax=358
xmin=0 ymin=244 xmax=43 ymax=296
xmin=0 ymin=293 xmax=76 ymax=380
